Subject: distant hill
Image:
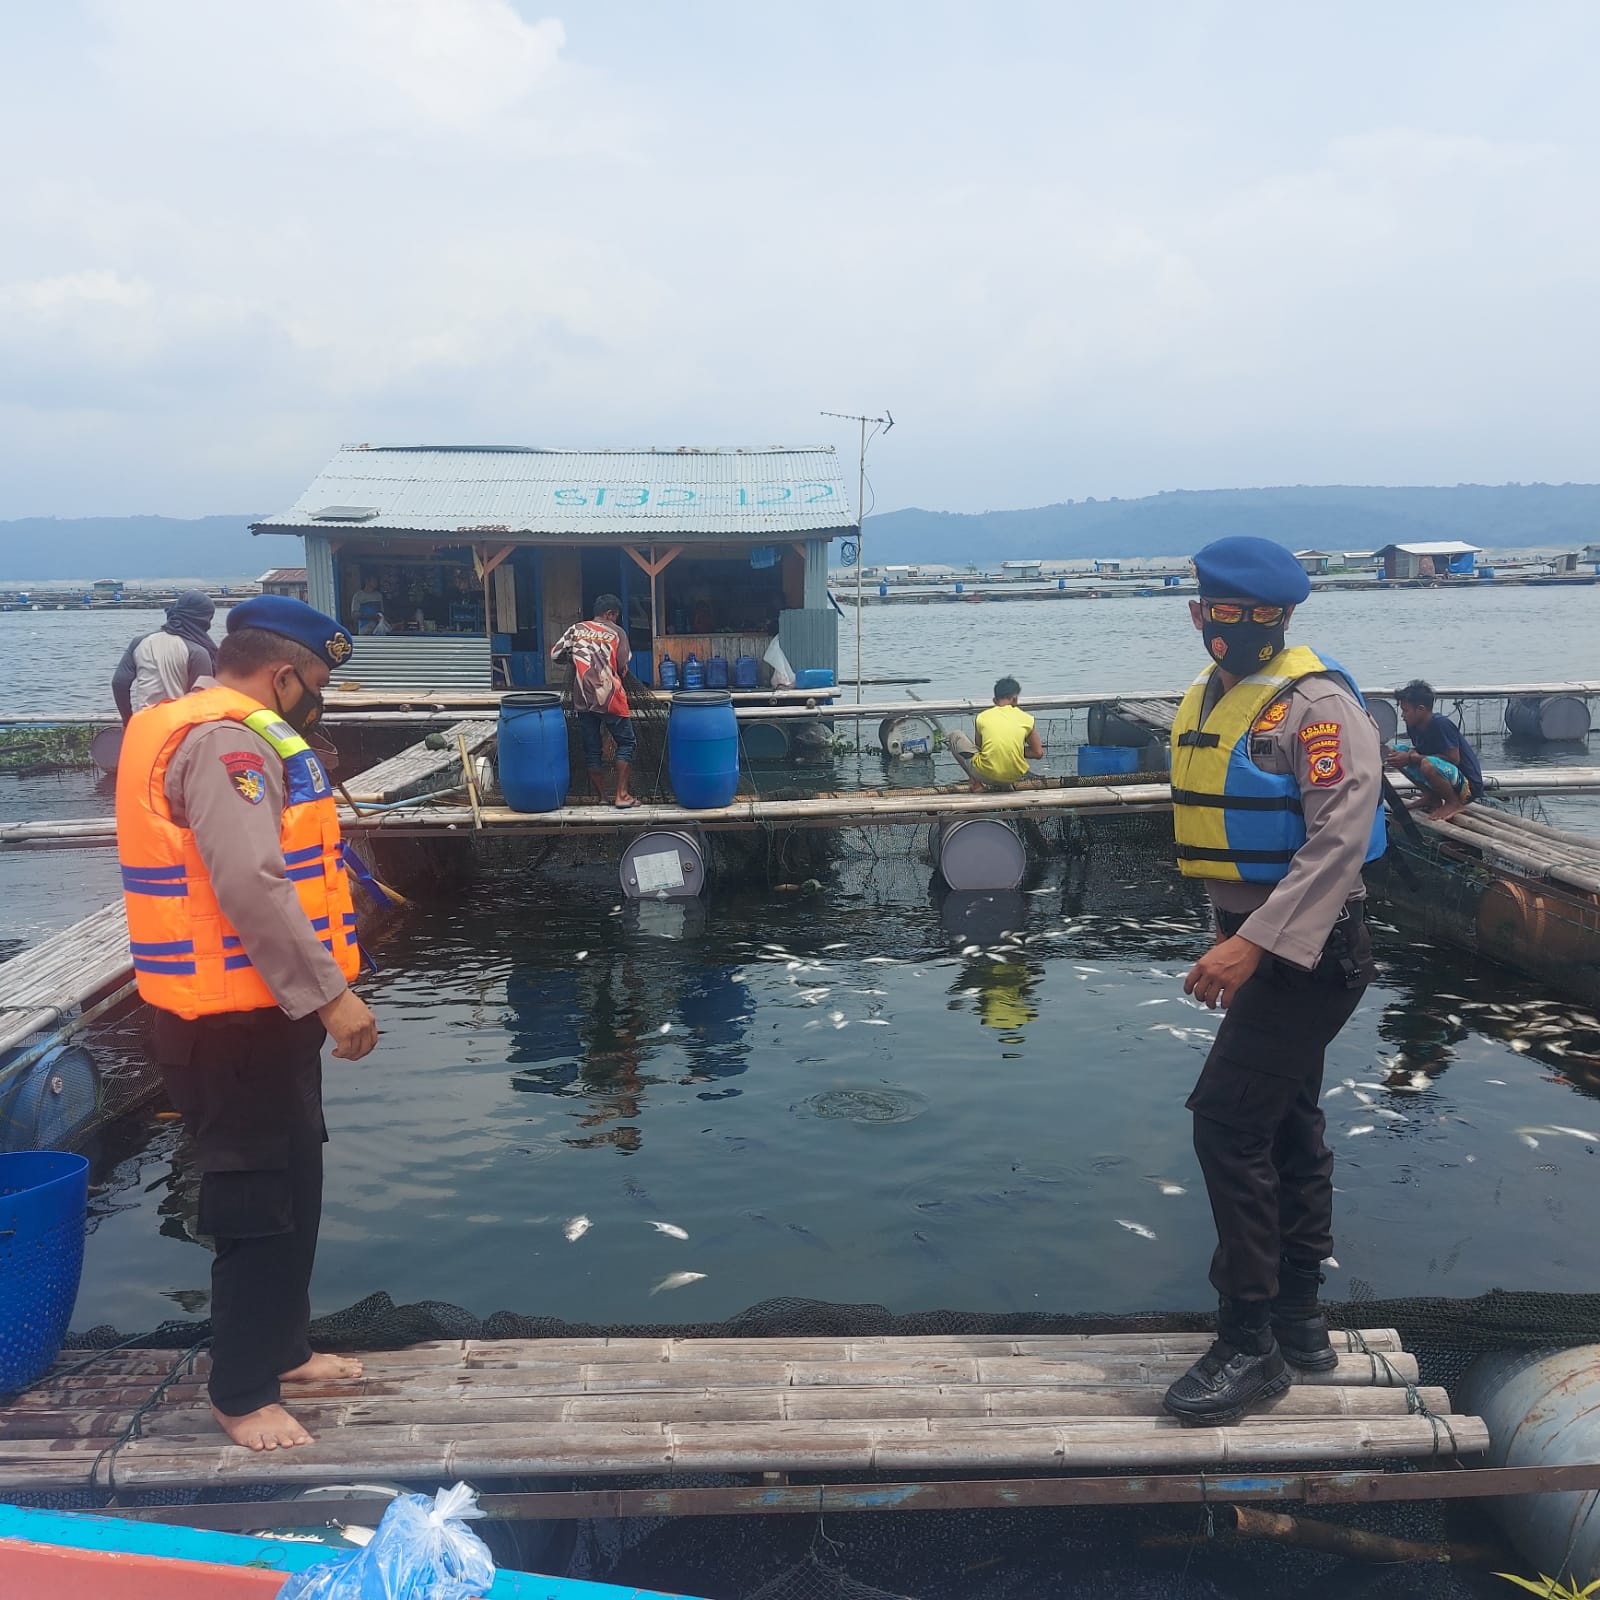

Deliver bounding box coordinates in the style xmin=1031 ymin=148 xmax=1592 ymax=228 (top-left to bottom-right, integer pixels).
xmin=3 ymin=483 xmax=1599 ymax=581
xmin=862 ymin=484 xmax=1600 ymax=567
xmin=0 ymin=516 xmax=280 ymax=582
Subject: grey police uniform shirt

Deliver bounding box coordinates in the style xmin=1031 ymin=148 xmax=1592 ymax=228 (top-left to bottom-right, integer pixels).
xmin=161 ymin=683 xmax=350 ymax=1021
xmin=1201 ymin=670 xmax=1383 ymax=972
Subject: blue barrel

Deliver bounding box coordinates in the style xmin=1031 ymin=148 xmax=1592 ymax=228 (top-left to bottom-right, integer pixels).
xmin=497 ymin=691 xmax=569 ymax=813
xmin=879 ymin=582 xmax=888 ymax=597
xmin=658 ymin=655 xmax=679 ymax=690
xmin=733 ymin=655 xmax=759 ymax=689
xmin=669 ymin=691 xmax=739 ymax=809
xmin=1057 ymin=578 xmax=1066 ymax=591
xmin=0 ymin=1151 xmax=89 ymax=1389
xmin=706 ymin=655 xmax=729 ymax=689
xmin=683 ymin=653 xmax=705 ymax=690
xmin=1078 ymin=744 xmax=1139 ymax=777
xmin=795 ymin=668 xmax=834 ymax=690
xmin=955 ymin=581 xmax=964 ymax=594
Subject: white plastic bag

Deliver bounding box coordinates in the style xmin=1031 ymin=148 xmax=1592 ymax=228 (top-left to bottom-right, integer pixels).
xmin=277 ymin=1482 xmax=496 ymax=1600
xmin=763 ymin=636 xmax=796 ymax=689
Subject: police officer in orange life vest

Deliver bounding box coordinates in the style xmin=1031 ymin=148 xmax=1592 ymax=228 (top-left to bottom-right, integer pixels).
xmin=1161 ymin=537 xmax=1385 ymax=1426
xmin=115 ymin=596 xmax=378 ymax=1453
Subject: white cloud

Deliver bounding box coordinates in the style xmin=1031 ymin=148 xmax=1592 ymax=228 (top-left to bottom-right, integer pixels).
xmin=91 ymin=0 xmax=568 ymax=138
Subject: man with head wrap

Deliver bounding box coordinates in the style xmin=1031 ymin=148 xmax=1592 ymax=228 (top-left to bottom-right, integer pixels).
xmin=111 ymin=591 xmax=220 ymax=723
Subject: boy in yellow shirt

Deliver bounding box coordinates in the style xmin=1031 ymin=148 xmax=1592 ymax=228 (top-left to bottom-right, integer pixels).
xmin=949 ymin=677 xmax=1044 ymax=789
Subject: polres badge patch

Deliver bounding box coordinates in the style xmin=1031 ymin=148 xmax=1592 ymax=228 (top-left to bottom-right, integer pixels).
xmin=1298 ymin=720 xmax=1344 ymax=786
xmin=221 ymin=750 xmax=267 ymax=804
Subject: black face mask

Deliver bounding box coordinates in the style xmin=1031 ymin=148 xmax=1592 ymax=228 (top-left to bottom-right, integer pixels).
xmin=278 ymin=668 xmax=325 ymax=736
xmin=1202 ymin=617 xmax=1287 ymax=675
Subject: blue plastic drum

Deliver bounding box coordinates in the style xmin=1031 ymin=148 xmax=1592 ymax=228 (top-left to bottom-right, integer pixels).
xmin=0 ymin=1151 xmax=89 ymax=1390
xmin=669 ymin=691 xmax=740 ymax=809
xmin=497 ymin=692 xmax=569 ymax=813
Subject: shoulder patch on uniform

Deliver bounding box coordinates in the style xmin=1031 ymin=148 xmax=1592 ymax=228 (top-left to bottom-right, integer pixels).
xmin=1253 ymin=700 xmax=1289 ymax=733
xmin=221 ymin=750 xmax=267 ymax=804
xmin=1298 ymin=721 xmax=1344 ymax=787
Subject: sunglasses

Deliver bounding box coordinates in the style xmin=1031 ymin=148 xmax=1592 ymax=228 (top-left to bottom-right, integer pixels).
xmin=1201 ymin=601 xmax=1286 ymax=626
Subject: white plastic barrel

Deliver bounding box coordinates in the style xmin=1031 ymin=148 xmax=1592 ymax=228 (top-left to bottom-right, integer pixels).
xmin=1458 ymin=1346 xmax=1600 ymax=1580
xmin=878 ymin=714 xmax=938 ymax=759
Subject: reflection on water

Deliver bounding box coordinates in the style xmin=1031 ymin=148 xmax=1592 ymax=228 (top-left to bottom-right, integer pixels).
xmin=64 ymin=844 xmax=1600 ymax=1334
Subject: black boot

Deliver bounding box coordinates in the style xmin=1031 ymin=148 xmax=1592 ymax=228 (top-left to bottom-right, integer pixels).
xmin=1272 ymin=1256 xmax=1338 ymax=1373
xmin=1163 ymin=1299 xmax=1290 ymax=1426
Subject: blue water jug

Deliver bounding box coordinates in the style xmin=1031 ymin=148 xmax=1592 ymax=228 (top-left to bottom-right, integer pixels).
xmin=706 ymin=654 xmax=729 ymax=689
xmin=733 ymin=654 xmax=760 ymax=689
xmin=683 ymin=652 xmax=705 ymax=690
xmin=658 ymin=654 xmax=679 ymax=690
xmin=498 ymin=691 xmax=569 ymax=812
xmin=669 ymin=691 xmax=740 ymax=808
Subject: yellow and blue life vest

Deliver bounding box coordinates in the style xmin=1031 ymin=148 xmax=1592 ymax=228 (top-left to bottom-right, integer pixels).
xmin=1169 ymin=645 xmax=1386 ymax=884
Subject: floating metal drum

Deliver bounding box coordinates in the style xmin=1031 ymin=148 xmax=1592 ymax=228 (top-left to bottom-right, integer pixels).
xmin=89 ymin=726 xmax=123 ymax=774
xmin=619 ymin=830 xmax=706 ymax=900
xmin=1458 ymin=1346 xmax=1600 ymax=1581
xmin=740 ymin=721 xmax=791 ymax=762
xmin=1505 ymin=694 xmax=1592 ymax=741
xmin=934 ymin=818 xmax=1026 ymax=891
xmin=878 ymin=714 xmax=937 ymax=759
xmin=1367 ymin=697 xmax=1398 ymax=744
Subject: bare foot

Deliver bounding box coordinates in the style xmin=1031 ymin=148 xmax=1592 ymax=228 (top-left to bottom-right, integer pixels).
xmin=211 ymin=1402 xmax=314 ymax=1452
xmin=280 ymin=1352 xmax=365 ymax=1383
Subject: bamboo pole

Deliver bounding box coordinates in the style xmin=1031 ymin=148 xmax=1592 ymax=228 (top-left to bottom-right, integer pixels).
xmin=1425 ymin=811 xmax=1600 ymax=896
xmin=1228 ymin=1505 xmax=1506 ymax=1566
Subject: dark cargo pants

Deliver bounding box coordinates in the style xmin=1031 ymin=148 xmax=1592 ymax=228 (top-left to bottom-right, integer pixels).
xmin=153 ymin=1008 xmax=327 ymax=1417
xmin=1185 ymin=904 xmax=1373 ymax=1303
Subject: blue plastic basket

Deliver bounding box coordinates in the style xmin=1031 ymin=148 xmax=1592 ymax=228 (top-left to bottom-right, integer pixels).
xmin=0 ymin=1151 xmax=89 ymax=1392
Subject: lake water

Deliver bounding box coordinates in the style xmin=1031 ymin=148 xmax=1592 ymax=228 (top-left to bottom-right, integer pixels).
xmin=3 ymin=588 xmax=1600 ymax=1335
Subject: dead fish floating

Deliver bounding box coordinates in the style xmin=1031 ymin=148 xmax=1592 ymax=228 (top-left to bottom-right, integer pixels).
xmin=564 ymin=1215 xmax=592 ymax=1242
xmin=1116 ymin=1219 xmax=1158 ymax=1240
xmin=1143 ymin=1177 xmax=1186 ymax=1196
xmin=650 ymin=1271 xmax=708 ymax=1294
xmin=648 ymin=1221 xmax=689 ymax=1240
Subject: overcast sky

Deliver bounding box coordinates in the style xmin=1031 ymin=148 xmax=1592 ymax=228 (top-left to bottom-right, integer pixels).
xmin=3 ymin=1 xmax=1597 ymax=519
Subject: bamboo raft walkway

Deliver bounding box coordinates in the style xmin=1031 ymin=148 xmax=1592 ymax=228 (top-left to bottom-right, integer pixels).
xmin=0 ymin=1330 xmax=1486 ymax=1497
xmin=341 ymin=717 xmax=495 ymax=805
xmin=0 ymin=903 xmax=131 ymax=1059
xmin=7 ymin=679 xmax=1599 ymax=729
xmin=7 ymin=769 xmax=1600 ymax=850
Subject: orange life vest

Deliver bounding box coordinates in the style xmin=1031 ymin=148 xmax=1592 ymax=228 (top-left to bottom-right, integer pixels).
xmin=115 ymin=685 xmax=359 ymax=1019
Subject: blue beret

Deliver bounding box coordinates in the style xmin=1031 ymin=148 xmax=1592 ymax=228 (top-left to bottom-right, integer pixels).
xmin=1192 ymin=536 xmax=1311 ymax=606
xmin=227 ymin=594 xmax=354 ymax=669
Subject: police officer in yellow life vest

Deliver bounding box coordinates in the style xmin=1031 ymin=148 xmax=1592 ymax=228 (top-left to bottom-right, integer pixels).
xmin=1161 ymin=537 xmax=1385 ymax=1426
xmin=116 ymin=595 xmax=378 ymax=1453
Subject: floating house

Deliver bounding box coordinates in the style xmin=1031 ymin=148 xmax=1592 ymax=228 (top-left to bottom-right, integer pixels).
xmin=1294 ymin=549 xmax=1333 ymax=575
xmin=252 ymin=445 xmax=852 ymax=692
xmin=256 ymin=567 xmax=308 ymax=601
xmin=1000 ymin=559 xmax=1044 ymax=578
xmin=1375 ymin=541 xmax=1480 ymax=580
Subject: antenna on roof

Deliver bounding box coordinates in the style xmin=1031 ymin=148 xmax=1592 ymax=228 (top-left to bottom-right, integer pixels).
xmin=820 ymin=409 xmax=894 ymax=704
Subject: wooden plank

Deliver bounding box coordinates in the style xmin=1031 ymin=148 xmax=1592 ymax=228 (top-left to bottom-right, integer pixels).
xmin=8 ymin=1384 xmax=1454 ymax=1440
xmin=15 ymin=1351 xmax=1420 ymax=1414
xmin=0 ymin=1414 xmax=1486 ymax=1490
xmin=36 ymin=1330 xmax=1408 ymax=1383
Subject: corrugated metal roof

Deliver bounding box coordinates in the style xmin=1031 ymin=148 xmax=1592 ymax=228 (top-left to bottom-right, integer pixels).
xmin=257 ymin=567 xmax=307 ymax=583
xmin=1378 ymin=541 xmax=1482 ymax=556
xmin=253 ymin=445 xmax=855 ymax=542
